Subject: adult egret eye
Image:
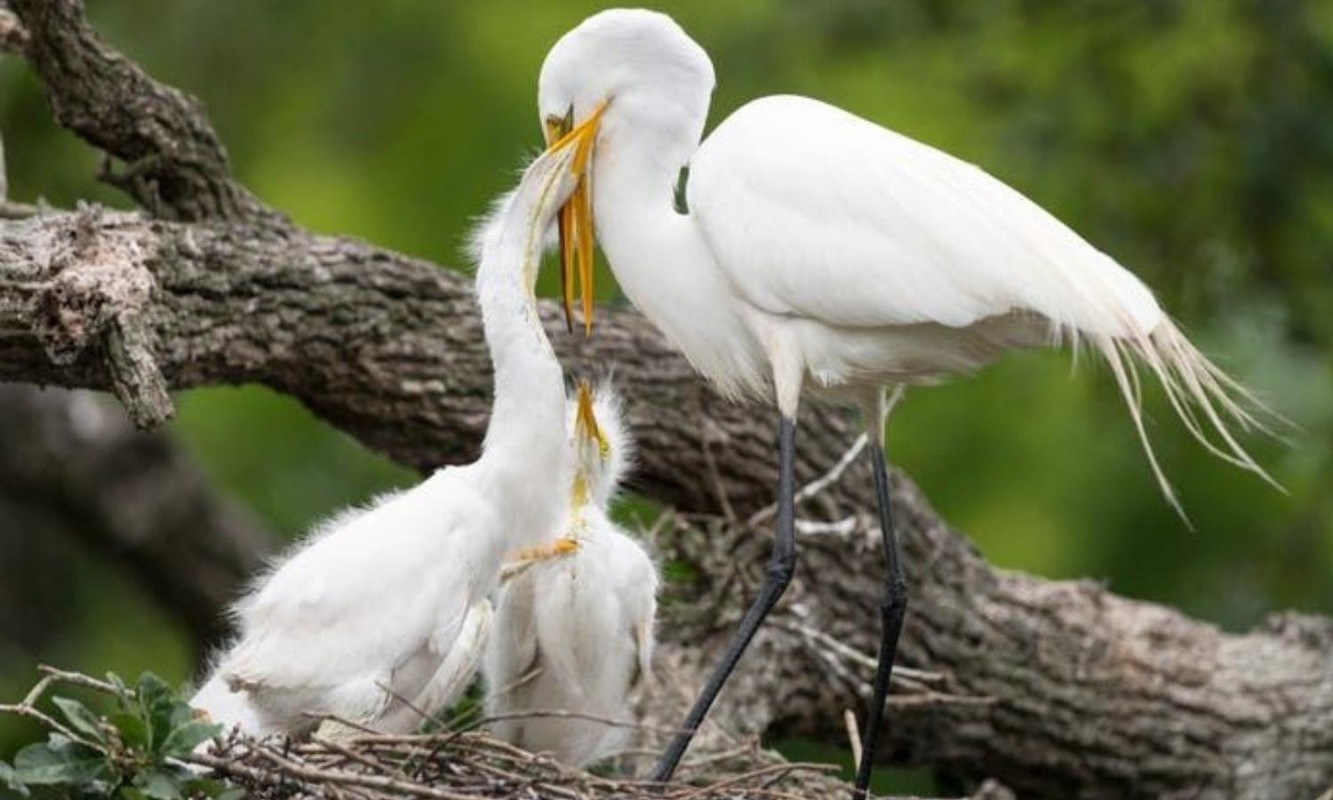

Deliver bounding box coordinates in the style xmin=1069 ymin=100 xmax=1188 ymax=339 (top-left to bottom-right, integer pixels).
xmin=543 ymin=108 xmax=574 ymax=146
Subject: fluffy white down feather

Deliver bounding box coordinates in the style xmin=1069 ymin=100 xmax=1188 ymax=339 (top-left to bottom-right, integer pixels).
xmin=484 ymin=384 xmax=658 ymax=767
xmin=215 ymin=475 xmax=498 ymax=732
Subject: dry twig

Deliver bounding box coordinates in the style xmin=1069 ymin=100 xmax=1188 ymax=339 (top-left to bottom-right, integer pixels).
xmin=2 ymin=667 xmax=978 ymax=800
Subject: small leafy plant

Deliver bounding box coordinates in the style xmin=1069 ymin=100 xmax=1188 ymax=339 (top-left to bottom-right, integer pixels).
xmin=0 ymin=669 xmax=240 ymax=799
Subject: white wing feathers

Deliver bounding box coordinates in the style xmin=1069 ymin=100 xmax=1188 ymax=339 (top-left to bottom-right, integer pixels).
xmin=220 ymin=469 xmax=502 ymax=716
xmin=482 ymin=566 xmax=540 ymax=747
xmin=371 ymin=599 xmax=493 ymax=735
xmin=691 ymin=95 xmax=1162 ymax=339
xmin=692 ymin=95 xmax=1276 ymax=510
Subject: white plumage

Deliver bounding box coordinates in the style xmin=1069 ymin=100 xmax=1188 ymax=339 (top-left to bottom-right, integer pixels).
xmin=190 ymin=670 xmax=269 ymax=737
xmin=531 ymin=9 xmax=1278 ymax=794
xmin=694 ymin=96 xmax=1161 ymax=336
xmin=191 ymin=144 xmax=583 ymax=737
xmin=538 ymin=9 xmax=1273 ymax=506
xmin=484 ymin=381 xmax=658 ymax=768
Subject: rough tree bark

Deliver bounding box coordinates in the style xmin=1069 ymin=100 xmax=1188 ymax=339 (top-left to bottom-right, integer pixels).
xmin=1 ymin=3 xmax=1330 ymax=799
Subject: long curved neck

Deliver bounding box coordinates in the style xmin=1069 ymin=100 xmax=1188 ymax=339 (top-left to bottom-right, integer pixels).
xmin=472 ymin=196 xmax=570 ymax=542
xmin=475 ymin=263 xmax=565 ymax=465
xmin=592 ymin=120 xmax=766 ymax=399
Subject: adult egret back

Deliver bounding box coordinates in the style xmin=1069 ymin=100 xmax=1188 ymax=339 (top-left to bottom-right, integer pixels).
xmin=484 ymin=380 xmax=657 ymax=767
xmin=190 ymin=144 xmax=583 ymax=737
xmin=532 ymin=9 xmax=1275 ymax=797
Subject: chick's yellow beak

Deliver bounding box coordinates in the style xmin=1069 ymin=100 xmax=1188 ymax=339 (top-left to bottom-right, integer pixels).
xmin=542 ymin=103 xmax=606 ymax=334
xmin=573 ymin=379 xmax=610 ymax=458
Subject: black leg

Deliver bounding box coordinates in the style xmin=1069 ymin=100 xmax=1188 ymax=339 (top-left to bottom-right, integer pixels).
xmin=852 ymin=443 xmax=908 ymax=800
xmin=649 ymin=415 xmax=798 ymax=783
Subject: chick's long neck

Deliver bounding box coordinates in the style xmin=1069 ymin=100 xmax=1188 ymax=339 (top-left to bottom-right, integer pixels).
xmin=473 ymin=209 xmax=570 ymax=547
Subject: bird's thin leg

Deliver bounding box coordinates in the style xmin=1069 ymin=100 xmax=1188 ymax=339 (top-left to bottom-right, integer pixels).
xmin=648 ymin=415 xmax=798 ymax=783
xmin=852 ymin=442 xmax=908 ymax=800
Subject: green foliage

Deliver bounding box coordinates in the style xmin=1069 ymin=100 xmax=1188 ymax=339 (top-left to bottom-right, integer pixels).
xmin=1 ymin=673 xmax=239 ymax=799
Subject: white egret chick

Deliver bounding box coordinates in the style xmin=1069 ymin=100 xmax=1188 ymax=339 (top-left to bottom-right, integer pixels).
xmin=190 ymin=138 xmax=588 ymax=737
xmin=484 ymin=380 xmax=658 ymax=768
xmin=532 ymin=9 xmax=1277 ymax=796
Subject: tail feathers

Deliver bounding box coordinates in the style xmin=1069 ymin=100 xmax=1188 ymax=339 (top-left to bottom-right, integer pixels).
xmin=1091 ymin=318 xmax=1284 ymax=523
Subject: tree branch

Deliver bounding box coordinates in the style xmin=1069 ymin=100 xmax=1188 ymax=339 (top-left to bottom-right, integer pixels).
xmin=0 ymin=4 xmax=27 ymax=57
xmin=9 ymin=0 xmax=268 ymax=223
xmin=644 ymin=491 xmax=1333 ymax=800
xmin=3 ymin=2 xmax=1331 ymax=799
xmin=0 ymin=384 xmax=271 ymax=649
xmin=0 ymin=204 xmax=842 ymax=512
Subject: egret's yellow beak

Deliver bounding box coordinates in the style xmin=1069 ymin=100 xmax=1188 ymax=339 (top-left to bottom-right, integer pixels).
xmin=543 ymin=103 xmax=606 ymax=334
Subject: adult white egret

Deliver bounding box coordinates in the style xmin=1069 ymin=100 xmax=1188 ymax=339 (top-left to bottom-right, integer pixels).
xmin=484 ymin=380 xmax=658 ymax=767
xmin=190 ymin=140 xmax=586 ymax=737
xmin=533 ymin=9 xmax=1275 ymax=797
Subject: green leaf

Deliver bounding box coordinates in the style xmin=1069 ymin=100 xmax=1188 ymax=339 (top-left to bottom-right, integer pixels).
xmin=135 ymin=673 xmax=171 ymax=697
xmin=52 ymin=696 xmax=108 ymax=744
xmin=135 ymin=673 xmax=176 ymax=751
xmin=11 ymin=741 xmax=107 ymax=786
xmin=0 ymin=761 xmax=31 ymax=796
xmin=13 ymin=743 xmax=71 ymax=784
xmin=133 ymin=768 xmax=183 ymax=800
xmin=107 ymin=673 xmax=130 ymax=708
xmin=109 ymin=711 xmax=150 ymax=750
xmin=108 ymin=673 xmax=127 ymax=692
xmin=168 ymin=702 xmax=195 ymax=731
xmin=180 ymin=777 xmax=242 ymax=799
xmin=161 ymin=721 xmax=221 ymax=758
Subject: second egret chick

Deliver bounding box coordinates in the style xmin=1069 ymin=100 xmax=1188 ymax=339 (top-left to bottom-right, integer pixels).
xmin=484 ymin=381 xmax=658 ymax=768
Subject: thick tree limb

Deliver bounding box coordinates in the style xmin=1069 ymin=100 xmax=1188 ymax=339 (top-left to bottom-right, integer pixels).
xmin=0 ymin=384 xmax=271 ymax=649
xmin=0 ymin=205 xmax=847 ymax=514
xmin=3 ymin=2 xmax=1331 ymax=799
xmin=645 ymin=491 xmax=1333 ymax=800
xmin=9 ymin=0 xmax=269 ymax=222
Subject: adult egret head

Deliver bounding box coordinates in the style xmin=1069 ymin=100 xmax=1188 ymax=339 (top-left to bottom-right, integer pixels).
xmin=538 ymin=9 xmax=714 ymax=332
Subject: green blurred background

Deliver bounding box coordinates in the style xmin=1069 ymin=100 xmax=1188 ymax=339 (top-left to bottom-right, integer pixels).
xmin=2 ymin=0 xmax=1331 ymax=793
